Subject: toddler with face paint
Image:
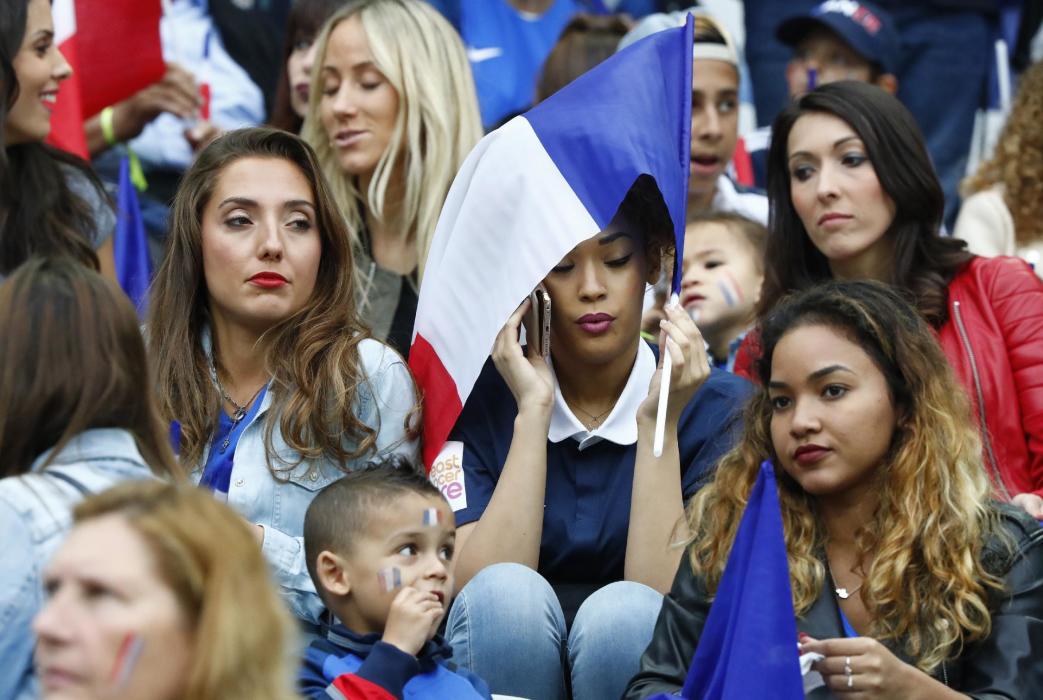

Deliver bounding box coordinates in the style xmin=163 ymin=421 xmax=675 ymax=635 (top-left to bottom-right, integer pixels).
xmin=679 ymin=212 xmax=767 ymax=372
xmin=299 ymin=459 xmax=491 ymax=700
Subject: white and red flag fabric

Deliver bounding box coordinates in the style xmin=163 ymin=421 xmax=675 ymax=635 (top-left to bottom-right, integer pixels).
xmin=409 ymin=16 xmax=694 ymax=469
xmin=47 ymin=0 xmax=165 ymax=158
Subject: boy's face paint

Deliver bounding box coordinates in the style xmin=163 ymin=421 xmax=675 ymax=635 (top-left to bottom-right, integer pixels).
xmin=785 ymin=27 xmax=875 ymax=98
xmin=335 ymin=494 xmax=456 ymax=637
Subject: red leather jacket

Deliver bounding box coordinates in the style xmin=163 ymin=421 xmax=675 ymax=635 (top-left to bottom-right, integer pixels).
xmin=735 ymin=256 xmax=1043 ymax=498
xmin=936 ymin=256 xmax=1043 ymax=498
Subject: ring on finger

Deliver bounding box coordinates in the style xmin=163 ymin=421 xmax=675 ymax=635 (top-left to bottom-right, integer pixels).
xmin=844 ymin=657 xmax=853 ymax=688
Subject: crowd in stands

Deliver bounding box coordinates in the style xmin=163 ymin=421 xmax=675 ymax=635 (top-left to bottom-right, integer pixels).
xmin=1 ymin=0 xmax=1042 ymax=699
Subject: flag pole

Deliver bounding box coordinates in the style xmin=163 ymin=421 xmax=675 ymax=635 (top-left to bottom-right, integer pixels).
xmin=653 ymin=292 xmax=679 ymax=457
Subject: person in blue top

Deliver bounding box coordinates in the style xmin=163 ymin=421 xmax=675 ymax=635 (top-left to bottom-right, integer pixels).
xmin=0 ymin=257 xmax=180 ymax=700
xmin=299 ymin=460 xmax=491 ymax=699
xmin=626 ymin=281 xmax=1043 ymax=699
xmin=147 ymin=127 xmax=419 ymax=631
xmin=440 ymin=177 xmax=750 ymax=700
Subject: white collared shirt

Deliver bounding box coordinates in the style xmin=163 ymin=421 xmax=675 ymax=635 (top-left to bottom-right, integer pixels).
xmin=547 ymin=342 xmax=657 ymax=451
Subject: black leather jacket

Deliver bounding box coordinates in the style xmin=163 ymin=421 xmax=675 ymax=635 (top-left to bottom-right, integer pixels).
xmin=625 ymin=505 xmax=1043 ymax=699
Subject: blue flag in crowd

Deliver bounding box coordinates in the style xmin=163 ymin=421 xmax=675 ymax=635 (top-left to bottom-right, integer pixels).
xmin=114 ymin=155 xmax=152 ymax=315
xmin=523 ymin=12 xmax=693 ymax=293
xmin=676 ymin=461 xmax=805 ymax=699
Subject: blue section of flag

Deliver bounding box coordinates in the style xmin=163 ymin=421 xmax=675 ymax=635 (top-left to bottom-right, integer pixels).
xmin=680 ymin=461 xmax=805 ymax=699
xmin=114 ymin=155 xmax=152 ymax=315
xmin=524 ymin=14 xmax=693 ymax=293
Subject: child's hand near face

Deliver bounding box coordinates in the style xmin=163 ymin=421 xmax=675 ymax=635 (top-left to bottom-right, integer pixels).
xmin=381 ymin=586 xmax=445 ymax=656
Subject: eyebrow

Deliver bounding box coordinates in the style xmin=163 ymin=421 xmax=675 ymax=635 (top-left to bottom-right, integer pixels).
xmin=218 ymin=197 xmax=315 ymax=210
xmin=692 ymin=248 xmax=723 ymax=258
xmin=32 ymin=30 xmax=54 ymax=41
xmin=598 ymin=231 xmax=634 ymax=245
xmin=768 ymin=364 xmax=855 ymax=389
xmin=788 ymin=136 xmax=862 ymax=162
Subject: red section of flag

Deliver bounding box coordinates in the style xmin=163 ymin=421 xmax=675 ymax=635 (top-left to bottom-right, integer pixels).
xmin=48 ymin=36 xmax=87 ymax=158
xmin=46 ymin=0 xmax=164 ymax=157
xmin=409 ymin=334 xmax=463 ymax=471
xmin=75 ymin=0 xmax=164 ymax=118
xmin=732 ymin=137 xmax=753 ymax=188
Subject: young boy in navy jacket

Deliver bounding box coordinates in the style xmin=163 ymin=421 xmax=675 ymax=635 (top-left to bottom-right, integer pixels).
xmin=298 ymin=462 xmax=491 ymax=700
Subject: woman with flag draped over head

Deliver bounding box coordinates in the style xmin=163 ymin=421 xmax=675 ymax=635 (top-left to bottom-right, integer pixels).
xmin=147 ymin=127 xmax=419 ymax=631
xmin=301 ymin=0 xmax=481 ymax=358
xmin=33 ymin=480 xmax=300 ymax=700
xmin=0 ymin=0 xmax=116 ymax=281
xmin=626 ymin=280 xmax=1043 ymax=699
xmin=442 ymin=176 xmax=749 ymax=700
xmin=0 ymin=258 xmax=179 ymax=699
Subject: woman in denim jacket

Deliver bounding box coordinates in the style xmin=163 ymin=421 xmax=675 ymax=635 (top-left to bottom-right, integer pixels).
xmin=0 ymin=258 xmax=179 ymax=700
xmin=148 ymin=128 xmax=420 ymax=629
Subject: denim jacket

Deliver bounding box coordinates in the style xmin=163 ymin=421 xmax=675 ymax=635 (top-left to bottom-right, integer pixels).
xmin=0 ymin=429 xmax=156 ymax=700
xmin=190 ymin=334 xmax=420 ymax=626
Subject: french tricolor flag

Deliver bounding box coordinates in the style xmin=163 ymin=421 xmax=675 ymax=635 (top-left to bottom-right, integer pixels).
xmin=410 ymin=17 xmax=694 ymax=468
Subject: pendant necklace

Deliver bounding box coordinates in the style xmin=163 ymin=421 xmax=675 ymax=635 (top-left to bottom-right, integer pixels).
xmin=210 ymin=363 xmax=266 ymax=453
xmin=826 ymin=559 xmax=864 ymax=600
xmin=572 ymin=404 xmax=612 ymax=430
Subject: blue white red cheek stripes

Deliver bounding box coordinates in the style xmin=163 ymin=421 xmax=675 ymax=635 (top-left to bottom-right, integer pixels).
xmin=378 ymin=567 xmax=402 ymax=592
xmin=109 ymin=633 xmax=144 ymax=687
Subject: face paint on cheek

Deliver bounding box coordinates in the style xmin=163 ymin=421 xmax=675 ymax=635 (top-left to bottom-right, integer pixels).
xmin=109 ymin=633 xmax=144 ymax=688
xmin=377 ymin=567 xmax=402 ymax=592
xmin=717 ymin=271 xmax=745 ymax=307
xmin=422 ymin=508 xmax=442 ymax=527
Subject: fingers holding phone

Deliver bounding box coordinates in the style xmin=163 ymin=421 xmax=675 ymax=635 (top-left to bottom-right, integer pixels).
xmin=492 ymin=287 xmax=554 ymax=413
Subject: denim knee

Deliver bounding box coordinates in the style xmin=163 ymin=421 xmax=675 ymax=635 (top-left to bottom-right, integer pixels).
xmin=568 ymin=581 xmax=663 ymax=700
xmin=445 ymin=563 xmax=568 ymax=700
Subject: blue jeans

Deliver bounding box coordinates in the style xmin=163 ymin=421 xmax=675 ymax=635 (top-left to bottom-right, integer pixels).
xmin=446 ymin=563 xmax=663 ymax=700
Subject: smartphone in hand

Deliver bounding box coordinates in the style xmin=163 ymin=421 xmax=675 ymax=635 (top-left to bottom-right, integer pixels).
xmin=525 ymin=285 xmax=552 ymax=357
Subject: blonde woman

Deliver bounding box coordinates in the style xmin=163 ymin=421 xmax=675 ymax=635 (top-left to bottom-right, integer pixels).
xmin=956 ymin=60 xmax=1043 ymax=275
xmin=626 ymin=281 xmax=1043 ymax=699
xmin=34 ymin=480 xmax=299 ymax=700
xmin=302 ymin=0 xmax=481 ymax=356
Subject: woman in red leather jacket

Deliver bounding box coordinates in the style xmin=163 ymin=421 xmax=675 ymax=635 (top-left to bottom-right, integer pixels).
xmin=741 ymin=81 xmax=1043 ymax=518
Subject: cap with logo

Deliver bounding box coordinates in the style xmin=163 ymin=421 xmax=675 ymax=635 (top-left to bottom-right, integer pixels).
xmin=776 ymin=0 xmax=900 ymax=76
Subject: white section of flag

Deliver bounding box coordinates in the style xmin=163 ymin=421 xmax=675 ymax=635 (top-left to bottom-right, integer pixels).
xmin=52 ymin=0 xmax=76 ymax=45
xmin=414 ymin=116 xmax=600 ymax=407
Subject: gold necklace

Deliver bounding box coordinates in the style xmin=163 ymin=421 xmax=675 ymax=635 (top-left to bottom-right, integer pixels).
xmin=571 ymin=403 xmax=613 ymax=429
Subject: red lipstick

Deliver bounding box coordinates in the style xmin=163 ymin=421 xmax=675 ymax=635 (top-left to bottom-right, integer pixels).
xmin=248 ymin=272 xmax=288 ymax=289
xmin=793 ymin=444 xmax=831 ymax=466
xmin=576 ymin=312 xmax=615 ymax=335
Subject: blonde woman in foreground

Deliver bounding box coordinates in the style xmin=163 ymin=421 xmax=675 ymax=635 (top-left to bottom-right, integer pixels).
xmin=34 ymin=481 xmax=299 ymax=700
xmin=302 ymin=0 xmax=481 ymax=356
xmin=626 ymin=281 xmax=1043 ymax=699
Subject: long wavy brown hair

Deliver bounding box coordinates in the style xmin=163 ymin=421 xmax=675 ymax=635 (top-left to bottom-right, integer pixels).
xmin=962 ymin=60 xmax=1043 ymax=246
xmin=148 ymin=127 xmax=399 ymax=472
xmin=687 ymin=281 xmax=1005 ymax=673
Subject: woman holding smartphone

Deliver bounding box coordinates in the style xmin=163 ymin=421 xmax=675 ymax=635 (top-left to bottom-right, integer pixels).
xmin=442 ymin=178 xmax=751 ymax=700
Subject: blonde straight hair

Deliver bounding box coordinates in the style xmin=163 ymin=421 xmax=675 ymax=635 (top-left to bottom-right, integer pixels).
xmin=302 ymin=0 xmax=482 ymax=279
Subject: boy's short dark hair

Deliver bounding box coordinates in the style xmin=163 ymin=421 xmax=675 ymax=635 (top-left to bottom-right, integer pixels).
xmin=303 ymin=456 xmax=443 ymax=588
xmin=686 ymin=211 xmax=769 ymax=272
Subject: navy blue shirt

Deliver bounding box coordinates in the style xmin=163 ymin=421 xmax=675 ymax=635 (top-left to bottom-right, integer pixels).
xmin=448 ymin=345 xmax=750 ymax=585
